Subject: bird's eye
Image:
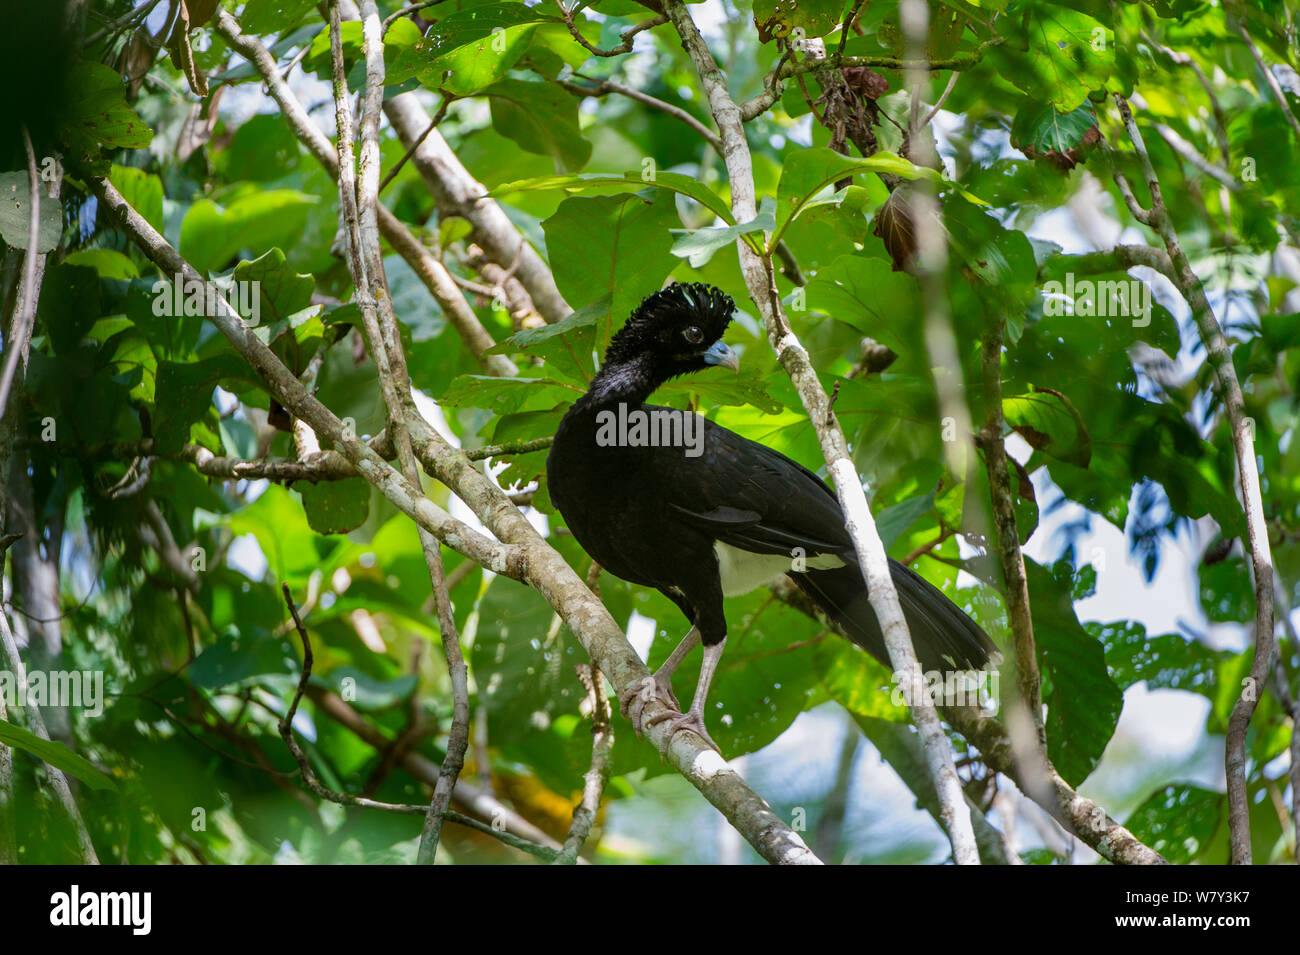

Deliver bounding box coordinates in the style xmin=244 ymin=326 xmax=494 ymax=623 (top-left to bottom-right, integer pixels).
xmin=682 ymin=325 xmax=704 ymax=344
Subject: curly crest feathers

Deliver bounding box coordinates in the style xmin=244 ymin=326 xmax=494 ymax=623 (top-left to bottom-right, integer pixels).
xmin=603 ymin=283 xmax=736 ymax=366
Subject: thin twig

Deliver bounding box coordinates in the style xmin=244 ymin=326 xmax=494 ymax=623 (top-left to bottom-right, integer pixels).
xmin=561 ymin=8 xmax=666 ymax=57
xmin=382 ymin=0 xmax=446 ymax=34
xmin=379 ymin=96 xmax=455 ymax=195
xmin=561 ymin=75 xmax=722 ymax=153
xmin=552 ymin=662 xmax=614 ymax=863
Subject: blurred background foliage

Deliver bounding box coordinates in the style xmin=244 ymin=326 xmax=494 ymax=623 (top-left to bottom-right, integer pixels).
xmin=0 ymin=0 xmax=1297 ymax=863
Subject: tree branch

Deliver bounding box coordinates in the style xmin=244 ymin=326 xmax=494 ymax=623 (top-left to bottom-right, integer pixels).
xmin=561 ymin=9 xmax=666 ymax=57
xmin=662 ymin=0 xmax=976 ymax=863
xmin=1113 ymin=93 xmax=1275 ymax=865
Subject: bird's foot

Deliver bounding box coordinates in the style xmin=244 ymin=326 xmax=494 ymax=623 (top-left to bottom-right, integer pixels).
xmin=618 ymin=672 xmax=680 ymax=740
xmin=644 ymin=707 xmax=720 ymax=755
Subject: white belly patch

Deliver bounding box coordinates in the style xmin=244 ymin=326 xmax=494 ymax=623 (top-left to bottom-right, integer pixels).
xmin=714 ymin=542 xmax=845 ymax=597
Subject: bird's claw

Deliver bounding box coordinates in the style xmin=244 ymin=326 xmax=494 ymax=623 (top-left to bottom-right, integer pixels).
xmin=644 ymin=707 xmax=720 ymax=755
xmin=618 ymin=673 xmax=680 ymax=740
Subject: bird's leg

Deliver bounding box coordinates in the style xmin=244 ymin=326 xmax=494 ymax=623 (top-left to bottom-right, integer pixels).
xmin=645 ymin=637 xmax=725 ymax=754
xmin=618 ymin=626 xmax=699 ymax=737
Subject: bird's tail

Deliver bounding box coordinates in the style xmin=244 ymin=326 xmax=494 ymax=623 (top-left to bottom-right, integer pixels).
xmin=790 ymin=559 xmax=999 ymax=673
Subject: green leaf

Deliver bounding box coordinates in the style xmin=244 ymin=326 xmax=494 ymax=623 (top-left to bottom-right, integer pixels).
xmin=180 ymin=188 xmax=319 ymax=272
xmin=232 ymin=248 xmax=315 ymax=326
xmin=189 ymin=630 xmax=298 ymax=690
xmin=294 ymin=478 xmax=370 ymax=535
xmin=1096 ymin=620 xmax=1229 ymax=696
xmin=1198 ymin=558 xmax=1255 ymax=624
xmin=228 ymin=484 xmax=328 ymax=581
xmin=0 ymin=172 xmax=62 ymax=251
xmin=311 ymin=668 xmax=417 ymax=712
xmin=63 ymin=249 xmax=139 ymax=280
xmin=62 ymin=62 xmax=153 ymax=154
xmin=240 ymin=0 xmax=318 ymax=33
xmin=816 ymin=639 xmax=907 ymax=722
xmin=806 ymin=253 xmax=922 ymax=355
xmin=1010 ymin=100 xmax=1098 ymax=161
xmin=0 ymin=718 xmax=118 ymax=792
xmin=153 ymin=355 xmax=257 ymax=453
xmin=470 ymin=576 xmax=595 ymax=790
xmin=657 ymin=375 xmax=783 ymax=414
xmin=1123 ymin=784 xmax=1223 ymax=865
xmin=671 ymin=197 xmax=775 ymax=266
xmin=496 ymin=170 xmax=734 ymax=225
xmin=439 ymin=375 xmax=579 ymax=415
xmin=485 ymin=79 xmax=592 ymax=172
xmin=487 ymin=298 xmax=602 ymax=382
xmin=753 ymin=0 xmax=846 ymax=39
xmin=542 ymin=190 xmax=681 ymax=345
xmin=1029 ymin=559 xmax=1123 ymax=786
xmin=217 ymin=114 xmax=304 ymax=183
xmin=409 ymin=3 xmax=560 ymax=93
xmin=1003 ymin=386 xmax=1092 ymax=468
xmin=877 ymin=491 xmax=935 ymax=550
xmin=1000 ymin=8 xmax=1114 ymax=112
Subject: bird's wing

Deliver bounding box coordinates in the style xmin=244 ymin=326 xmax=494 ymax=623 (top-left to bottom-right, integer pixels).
xmin=656 ymin=411 xmax=851 ymax=558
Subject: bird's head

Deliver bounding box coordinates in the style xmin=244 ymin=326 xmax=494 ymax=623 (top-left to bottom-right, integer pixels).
xmin=602 ymin=283 xmax=739 ymax=380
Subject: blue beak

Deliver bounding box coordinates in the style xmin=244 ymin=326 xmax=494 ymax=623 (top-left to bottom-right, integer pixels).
xmin=702 ymin=340 xmax=739 ymax=372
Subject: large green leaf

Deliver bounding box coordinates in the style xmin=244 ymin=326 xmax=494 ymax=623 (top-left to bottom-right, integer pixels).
xmin=61 ymin=61 xmax=153 ymax=154
xmin=1123 ymin=784 xmax=1223 ymax=865
xmin=439 ymin=375 xmax=580 ymax=415
xmin=485 ymin=79 xmax=592 ymax=172
xmin=153 ymin=354 xmax=259 ymax=453
xmin=541 ymin=190 xmax=680 ymax=344
xmin=294 ymin=478 xmax=370 ymax=535
xmin=0 ymin=718 xmax=118 ymax=792
xmin=753 ymin=0 xmax=846 ymax=39
xmin=486 ymin=298 xmax=603 ymax=382
xmin=671 ymin=197 xmax=775 ymax=266
xmin=1028 ymin=559 xmax=1123 ymax=786
xmin=0 ymin=172 xmax=62 ymax=251
xmin=496 ymin=170 xmax=734 ymax=224
xmin=806 ymin=253 xmax=922 ymax=356
xmin=998 ymin=7 xmax=1114 ymax=111
xmin=180 ymin=188 xmax=319 ymax=272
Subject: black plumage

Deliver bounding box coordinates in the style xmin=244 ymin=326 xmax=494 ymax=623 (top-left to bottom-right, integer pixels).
xmin=547 ymin=283 xmax=998 ymax=750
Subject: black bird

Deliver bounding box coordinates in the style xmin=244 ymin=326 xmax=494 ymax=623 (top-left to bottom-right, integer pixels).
xmin=547 ymin=283 xmax=999 ymax=751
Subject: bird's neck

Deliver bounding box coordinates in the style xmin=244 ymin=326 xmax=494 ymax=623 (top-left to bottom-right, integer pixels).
xmin=575 ymin=355 xmax=662 ymax=412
